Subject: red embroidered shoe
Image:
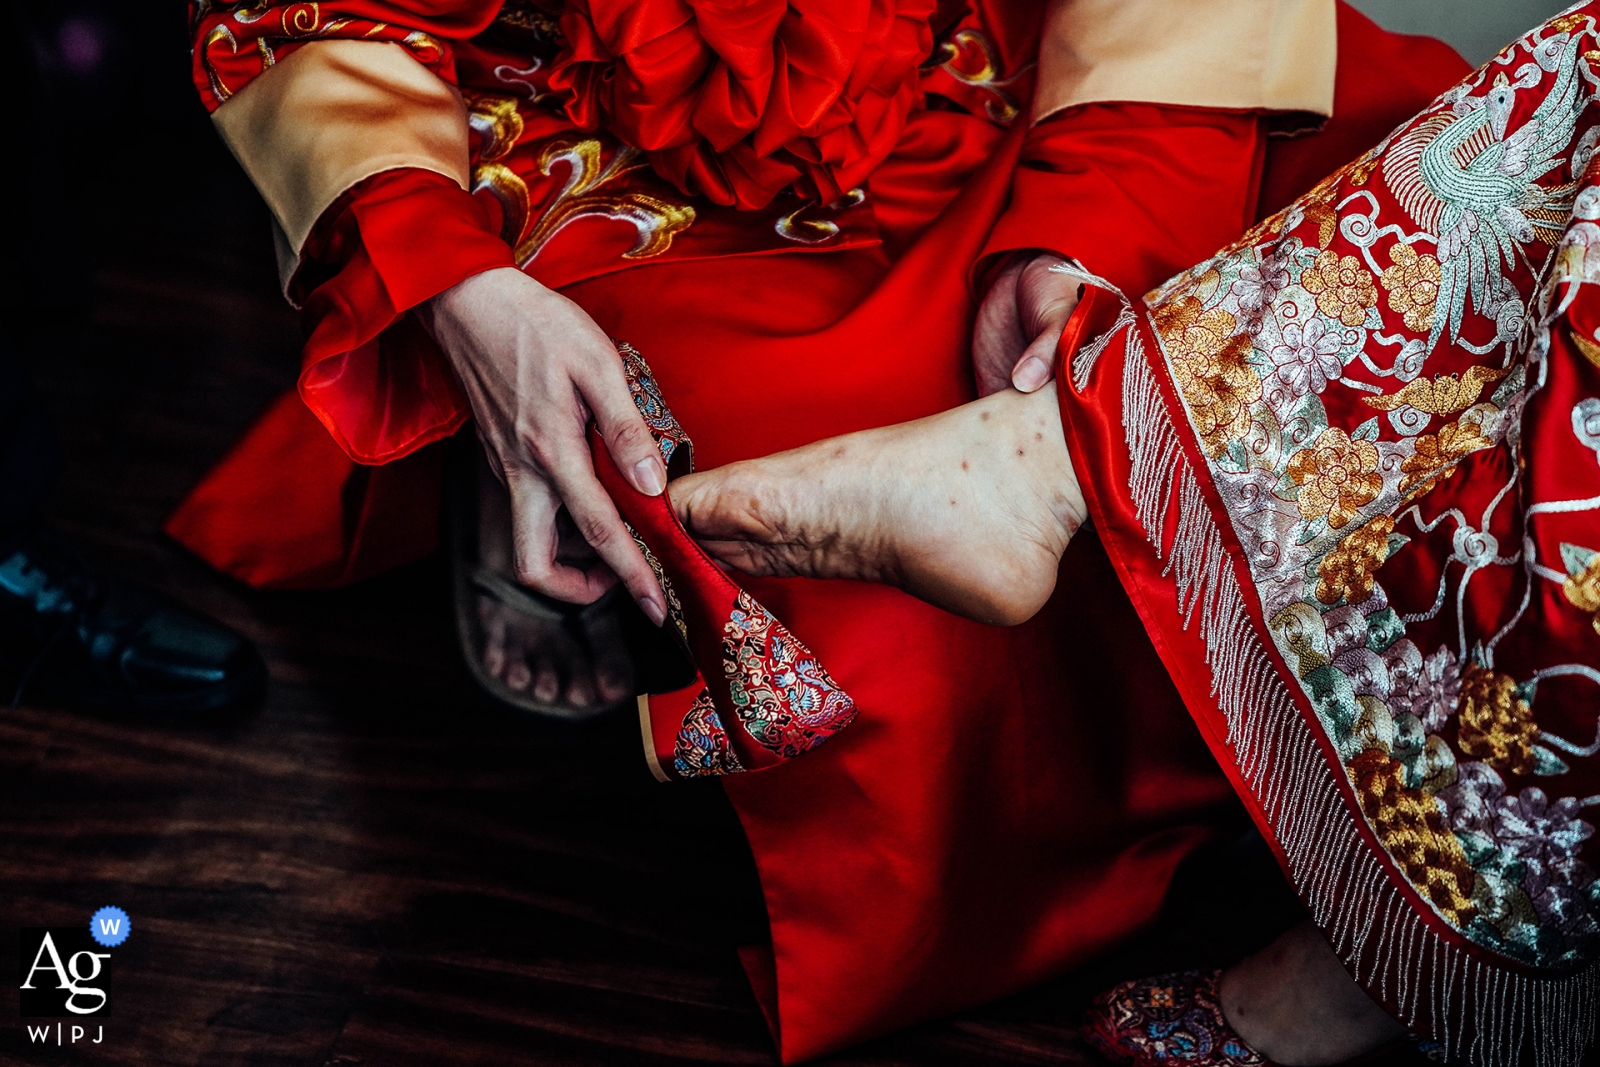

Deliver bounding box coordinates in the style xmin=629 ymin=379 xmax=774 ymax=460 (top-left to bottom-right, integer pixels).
xmin=1084 ymin=969 xmax=1448 ymax=1067
xmin=1083 ymin=970 xmax=1275 ymax=1067
xmin=588 ymin=342 xmax=858 ymax=781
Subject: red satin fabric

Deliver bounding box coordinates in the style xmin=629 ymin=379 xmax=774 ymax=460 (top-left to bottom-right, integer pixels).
xmin=551 ymin=0 xmax=938 ymax=209
xmin=169 ymin=5 xmax=1469 ymax=1060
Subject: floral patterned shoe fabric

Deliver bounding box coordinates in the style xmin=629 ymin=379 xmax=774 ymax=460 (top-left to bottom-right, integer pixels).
xmin=588 ymin=342 xmax=858 ymax=781
xmin=1083 ymin=970 xmax=1273 ymax=1067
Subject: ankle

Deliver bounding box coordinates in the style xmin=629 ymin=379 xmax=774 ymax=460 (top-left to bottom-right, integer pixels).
xmin=1219 ymin=923 xmax=1407 ymax=1066
xmin=998 ymin=383 xmax=1085 ymax=550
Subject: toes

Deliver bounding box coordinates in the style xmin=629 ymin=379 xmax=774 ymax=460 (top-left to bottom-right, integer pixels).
xmin=479 ymin=597 xmax=509 ymax=678
xmin=670 ymin=467 xmax=774 ymax=542
xmin=594 ymin=666 xmax=632 ymax=704
xmin=504 ymin=657 xmax=533 ymax=691
xmin=478 ymin=583 xmax=643 ymax=709
xmin=531 ymin=656 xmax=561 ymax=704
xmin=565 ymin=669 xmax=597 ymax=708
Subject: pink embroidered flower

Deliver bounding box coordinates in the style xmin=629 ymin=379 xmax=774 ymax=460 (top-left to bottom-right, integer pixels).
xmin=1492 ymin=788 xmax=1597 ymax=931
xmin=1494 ymin=788 xmax=1593 ymax=864
xmin=1437 ymin=760 xmax=1506 ymax=840
xmin=1270 ymin=318 xmax=1344 ymax=398
xmin=1232 ymin=254 xmax=1290 ymax=323
xmin=1391 ymin=645 xmax=1462 ymax=732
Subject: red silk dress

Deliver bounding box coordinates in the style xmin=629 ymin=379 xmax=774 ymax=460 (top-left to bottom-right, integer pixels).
xmin=176 ymin=2 xmax=1466 ymax=1059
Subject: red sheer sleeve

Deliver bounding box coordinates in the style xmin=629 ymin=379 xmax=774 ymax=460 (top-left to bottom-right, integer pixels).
xmin=292 ymin=169 xmax=515 ymax=464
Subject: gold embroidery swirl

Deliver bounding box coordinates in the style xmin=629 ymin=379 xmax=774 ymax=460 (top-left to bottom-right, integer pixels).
xmin=465 ymin=92 xmax=524 ymax=164
xmin=929 ymin=28 xmax=1028 ymax=125
xmin=203 ymin=24 xmax=240 ymax=101
xmin=473 ymin=139 xmax=696 ymax=267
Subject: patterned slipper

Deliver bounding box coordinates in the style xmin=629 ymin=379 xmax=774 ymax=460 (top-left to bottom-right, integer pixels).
xmin=588 ymin=342 xmax=858 ymax=781
xmin=1083 ymin=970 xmax=1450 ymax=1067
xmin=1083 ymin=970 xmax=1275 ymax=1066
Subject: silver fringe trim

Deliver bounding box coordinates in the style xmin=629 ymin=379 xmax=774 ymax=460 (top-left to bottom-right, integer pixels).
xmin=1047 ymin=259 xmax=1138 ymax=390
xmin=1118 ymin=321 xmax=1600 ymax=1067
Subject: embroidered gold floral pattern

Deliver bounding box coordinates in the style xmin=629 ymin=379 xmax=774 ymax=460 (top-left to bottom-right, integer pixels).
xmin=1562 ymin=547 xmax=1600 ymax=636
xmin=1345 ymin=147 xmax=1382 ymax=188
xmin=1135 ymin=18 xmax=1600 ymax=973
xmin=1287 ymin=429 xmax=1382 ymax=529
xmin=1456 ymin=665 xmax=1540 ymax=777
xmin=1303 ymin=251 xmax=1379 ymax=327
xmin=1398 ymin=417 xmax=1493 ymax=496
xmin=1153 ymin=298 xmax=1261 ymax=457
xmin=1564 ymin=555 xmax=1600 ymax=608
xmin=1316 ymin=515 xmax=1395 ymax=604
xmin=1299 ymin=179 xmax=1341 ymax=249
xmin=1363 ymin=365 xmax=1507 ymax=415
xmin=1349 ymin=749 xmax=1478 ymax=926
xmin=1380 ymin=244 xmax=1442 ymax=332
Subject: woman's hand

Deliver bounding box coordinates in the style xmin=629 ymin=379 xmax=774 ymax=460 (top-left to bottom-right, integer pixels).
xmin=971 ymin=252 xmax=1081 ymax=396
xmin=418 ymin=267 xmax=668 ymax=626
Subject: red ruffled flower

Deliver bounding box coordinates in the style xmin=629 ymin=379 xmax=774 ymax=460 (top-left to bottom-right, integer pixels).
xmin=547 ymin=0 xmax=937 ymax=210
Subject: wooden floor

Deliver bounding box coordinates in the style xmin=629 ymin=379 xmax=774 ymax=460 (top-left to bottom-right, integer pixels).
xmin=0 ymin=8 xmax=1402 ymax=1066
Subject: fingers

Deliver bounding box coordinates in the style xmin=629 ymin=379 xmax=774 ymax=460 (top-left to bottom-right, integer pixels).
xmin=514 ymin=458 xmax=668 ymax=626
xmin=972 ymin=254 xmax=1029 ymax=397
xmin=506 ymin=470 xmax=615 ymax=600
xmin=1011 ymin=255 xmax=1081 ymax=394
xmin=1011 ymin=330 xmax=1061 ymax=393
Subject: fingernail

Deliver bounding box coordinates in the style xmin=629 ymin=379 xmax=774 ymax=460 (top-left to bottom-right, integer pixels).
xmin=632 ymin=456 xmax=666 ymax=496
xmin=643 ymin=596 xmax=667 ymax=627
xmin=1013 ymin=356 xmax=1051 ymax=392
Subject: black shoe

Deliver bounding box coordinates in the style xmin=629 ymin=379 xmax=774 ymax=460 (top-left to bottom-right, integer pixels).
xmin=0 ymin=527 xmax=266 ymax=715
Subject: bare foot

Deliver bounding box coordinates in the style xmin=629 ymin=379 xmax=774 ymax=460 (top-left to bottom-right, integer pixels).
xmin=1219 ymin=921 xmax=1408 ymax=1066
xmin=476 ymin=459 xmax=633 ymax=707
xmin=669 ymin=384 xmax=1086 ymax=626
